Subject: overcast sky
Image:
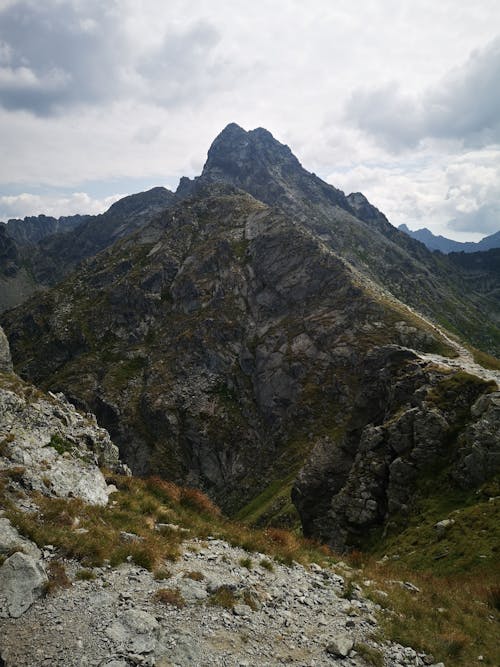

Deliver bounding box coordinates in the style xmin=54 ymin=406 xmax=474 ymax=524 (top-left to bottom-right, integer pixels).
xmin=0 ymin=0 xmax=498 ymax=240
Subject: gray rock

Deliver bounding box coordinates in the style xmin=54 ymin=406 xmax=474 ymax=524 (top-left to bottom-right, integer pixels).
xmin=0 ymin=517 xmax=41 ymax=560
xmin=232 ymin=603 xmax=252 ymax=617
xmin=434 ymin=519 xmax=455 ymax=536
xmin=0 ymin=326 xmax=13 ymax=373
xmin=326 ymin=634 xmax=354 ymax=657
xmin=0 ymin=552 xmax=47 ymax=618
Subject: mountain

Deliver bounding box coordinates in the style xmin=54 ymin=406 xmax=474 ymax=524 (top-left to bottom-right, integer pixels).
xmin=399 ymin=223 xmax=500 ymax=253
xmin=3 ymin=125 xmax=499 ymax=558
xmin=3 ymin=213 xmax=87 ymax=245
xmin=5 ymin=322 xmax=495 ymax=667
xmin=1 ymin=124 xmax=499 ymax=667
xmin=178 ymin=125 xmax=499 ymax=354
xmin=0 ymin=187 xmax=176 ymax=313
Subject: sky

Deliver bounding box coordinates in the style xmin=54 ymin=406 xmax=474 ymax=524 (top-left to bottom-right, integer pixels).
xmin=0 ymin=0 xmax=499 ymax=241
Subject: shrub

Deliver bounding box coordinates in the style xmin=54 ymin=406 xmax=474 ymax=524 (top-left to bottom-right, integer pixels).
xmin=154 ymin=587 xmax=185 ymax=608
xmin=259 ymin=558 xmax=274 ymax=572
xmin=239 ymin=557 xmax=253 ymax=569
xmin=354 ymin=643 xmax=384 ymax=667
xmin=208 ymin=585 xmax=237 ymax=608
xmin=180 ymin=486 xmax=221 ymax=517
xmin=154 ymin=568 xmax=172 ymax=581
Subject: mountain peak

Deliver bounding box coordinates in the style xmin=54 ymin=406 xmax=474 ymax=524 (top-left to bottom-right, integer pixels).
xmin=203 ymin=123 xmax=298 ymax=180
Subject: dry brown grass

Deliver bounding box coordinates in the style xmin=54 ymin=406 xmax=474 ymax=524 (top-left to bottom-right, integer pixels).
xmin=44 ymin=560 xmax=72 ymax=594
xmin=352 ymin=557 xmax=500 ymax=666
xmin=182 ymin=570 xmax=204 ymax=581
xmin=154 ymin=587 xmax=185 ymax=608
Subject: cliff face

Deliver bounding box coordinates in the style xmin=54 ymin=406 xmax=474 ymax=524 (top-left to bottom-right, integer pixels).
xmin=180 ymin=124 xmax=500 ymax=355
xmin=2 ymin=186 xmax=458 ymax=518
xmin=292 ymin=346 xmax=499 ymax=550
xmin=2 ymin=125 xmax=499 ymax=550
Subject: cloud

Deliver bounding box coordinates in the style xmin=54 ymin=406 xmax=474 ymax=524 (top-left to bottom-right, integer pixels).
xmin=346 ymin=36 xmax=500 ymax=150
xmin=0 ymin=191 xmax=123 ymax=220
xmin=0 ymin=2 xmax=236 ymax=115
xmin=0 ymin=1 xmax=127 ymax=114
xmin=326 ymin=147 xmax=500 ymax=239
xmin=449 ymin=202 xmax=500 ymax=235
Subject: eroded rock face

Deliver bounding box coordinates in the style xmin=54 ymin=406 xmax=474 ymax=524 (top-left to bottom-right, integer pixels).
xmin=292 ymin=348 xmax=498 ymax=550
xmin=0 ymin=326 xmax=12 ymax=373
xmin=0 ymin=552 xmax=47 ymax=618
xmin=0 ymin=377 xmax=128 ymax=506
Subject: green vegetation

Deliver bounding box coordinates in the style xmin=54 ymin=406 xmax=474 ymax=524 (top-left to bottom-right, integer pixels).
xmin=45 ymin=434 xmax=74 ymax=456
xmin=354 ymin=642 xmax=384 ymax=667
xmin=238 ymin=556 xmax=253 ymax=569
xmin=208 ymin=585 xmax=238 ymax=609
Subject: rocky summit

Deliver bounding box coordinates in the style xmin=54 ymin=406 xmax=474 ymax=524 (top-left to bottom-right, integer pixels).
xmin=0 ymin=124 xmax=499 ymax=666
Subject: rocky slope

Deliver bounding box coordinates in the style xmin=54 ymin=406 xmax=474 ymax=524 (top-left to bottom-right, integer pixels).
xmin=2 ymin=125 xmax=499 ymax=550
xmin=0 ymin=326 xmax=497 ymax=666
xmin=1 ymin=184 xmax=460 ymax=517
xmin=178 ymin=124 xmax=499 ymax=354
xmin=0 ymin=536 xmax=442 ymax=667
xmin=0 ymin=188 xmax=175 ymax=313
xmin=3 ymin=214 xmax=87 ymax=246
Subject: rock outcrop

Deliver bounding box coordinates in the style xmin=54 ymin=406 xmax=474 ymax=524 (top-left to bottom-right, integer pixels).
xmin=292 ymin=347 xmax=499 ymax=550
xmin=0 ymin=376 xmax=128 ymax=505
xmin=0 ymin=326 xmax=12 ymax=373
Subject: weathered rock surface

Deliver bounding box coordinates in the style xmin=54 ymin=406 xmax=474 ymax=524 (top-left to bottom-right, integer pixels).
xmin=1 ymin=185 xmax=461 ymax=522
xmin=0 ymin=518 xmax=41 ymax=561
xmin=293 ymin=348 xmax=499 ymax=550
xmin=0 ymin=372 xmax=128 ymax=506
xmin=0 ymin=552 xmax=47 ymax=619
xmin=0 ymin=537 xmax=436 ymax=666
xmin=0 ymin=326 xmax=12 ymax=373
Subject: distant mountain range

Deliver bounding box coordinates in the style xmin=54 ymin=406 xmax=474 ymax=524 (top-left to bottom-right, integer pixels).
xmin=399 ymin=223 xmax=500 ymax=253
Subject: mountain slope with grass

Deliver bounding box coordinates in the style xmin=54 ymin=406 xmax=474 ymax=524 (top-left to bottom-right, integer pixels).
xmin=1 ymin=323 xmax=498 ymax=666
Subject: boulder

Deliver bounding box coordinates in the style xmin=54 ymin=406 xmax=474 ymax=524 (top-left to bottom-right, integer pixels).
xmin=0 ymin=517 xmax=41 ymax=560
xmin=0 ymin=552 xmax=47 ymax=618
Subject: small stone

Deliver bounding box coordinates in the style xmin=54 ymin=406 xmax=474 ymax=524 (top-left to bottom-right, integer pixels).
xmin=326 ymin=635 xmax=354 ymax=658
xmin=233 ymin=604 xmax=252 ymax=617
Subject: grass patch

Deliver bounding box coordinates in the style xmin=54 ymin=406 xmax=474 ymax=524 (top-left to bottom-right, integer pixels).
xmin=45 ymin=434 xmax=73 ymax=456
xmin=259 ymin=558 xmax=274 ymax=572
xmin=239 ymin=557 xmax=253 ymax=569
xmin=469 ymin=346 xmax=500 ymax=371
xmin=154 ymin=568 xmax=172 ymax=581
xmin=44 ymin=560 xmax=72 ymax=594
xmin=354 ymin=642 xmax=384 ymax=667
xmin=208 ymin=585 xmax=238 ymax=609
xmin=183 ymin=570 xmax=204 ymax=581
xmin=154 ymin=587 xmax=185 ymax=608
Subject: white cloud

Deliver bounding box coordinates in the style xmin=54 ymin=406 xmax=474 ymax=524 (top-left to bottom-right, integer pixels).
xmin=0 ymin=191 xmax=123 ymax=221
xmin=346 ymin=36 xmax=500 ymax=150
xmin=327 ymin=147 xmax=500 ymax=239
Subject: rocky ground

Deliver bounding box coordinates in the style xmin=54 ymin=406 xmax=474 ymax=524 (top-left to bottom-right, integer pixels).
xmin=0 ymin=532 xmax=443 ymax=667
